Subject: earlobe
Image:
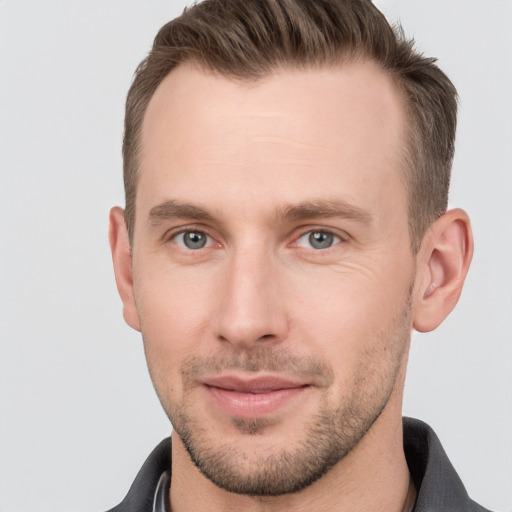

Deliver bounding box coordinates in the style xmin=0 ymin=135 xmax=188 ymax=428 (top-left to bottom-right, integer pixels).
xmin=413 ymin=208 xmax=473 ymax=333
xmin=109 ymin=207 xmax=141 ymax=332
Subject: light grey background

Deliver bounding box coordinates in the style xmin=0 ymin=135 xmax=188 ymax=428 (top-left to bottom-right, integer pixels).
xmin=0 ymin=1 xmax=510 ymax=511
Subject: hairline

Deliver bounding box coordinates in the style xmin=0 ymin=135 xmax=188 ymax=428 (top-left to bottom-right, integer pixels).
xmin=126 ymin=57 xmax=429 ymax=253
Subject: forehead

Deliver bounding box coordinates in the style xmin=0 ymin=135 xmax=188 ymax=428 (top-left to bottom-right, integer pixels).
xmin=138 ymin=62 xmax=408 ymax=224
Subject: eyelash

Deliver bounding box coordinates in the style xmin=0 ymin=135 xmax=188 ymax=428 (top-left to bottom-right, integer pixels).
xmin=165 ymin=225 xmax=348 ymax=254
xmin=165 ymin=226 xmax=217 ymax=250
xmin=293 ymin=229 xmax=344 ymax=251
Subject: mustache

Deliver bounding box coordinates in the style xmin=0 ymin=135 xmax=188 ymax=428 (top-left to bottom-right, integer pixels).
xmin=180 ymin=347 xmax=334 ymax=385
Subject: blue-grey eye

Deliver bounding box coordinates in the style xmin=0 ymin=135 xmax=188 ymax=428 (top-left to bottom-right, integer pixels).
xmin=175 ymin=231 xmax=209 ymax=250
xmin=297 ymin=230 xmax=340 ymax=250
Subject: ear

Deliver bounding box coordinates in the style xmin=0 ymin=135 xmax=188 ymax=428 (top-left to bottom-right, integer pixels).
xmin=413 ymin=208 xmax=474 ymax=332
xmin=109 ymin=206 xmax=141 ymax=332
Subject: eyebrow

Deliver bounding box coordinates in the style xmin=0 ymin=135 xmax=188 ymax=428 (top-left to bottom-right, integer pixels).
xmin=148 ymin=198 xmax=372 ymax=226
xmin=278 ymin=199 xmax=372 ymax=224
xmin=148 ymin=200 xmax=218 ymax=225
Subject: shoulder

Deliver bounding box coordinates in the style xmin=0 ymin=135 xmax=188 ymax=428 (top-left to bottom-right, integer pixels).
xmin=104 ymin=437 xmax=172 ymax=512
xmin=403 ymin=418 xmax=493 ymax=512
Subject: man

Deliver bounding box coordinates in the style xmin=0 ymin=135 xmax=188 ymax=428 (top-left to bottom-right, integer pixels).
xmin=107 ymin=0 xmax=490 ymax=510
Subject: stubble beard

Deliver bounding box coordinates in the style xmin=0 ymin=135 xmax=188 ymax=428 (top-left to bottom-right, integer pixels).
xmin=172 ymin=390 xmax=392 ymax=496
xmin=151 ymin=293 xmax=413 ymax=497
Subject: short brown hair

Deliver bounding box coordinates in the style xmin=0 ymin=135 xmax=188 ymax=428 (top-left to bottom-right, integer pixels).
xmin=123 ymin=0 xmax=457 ymax=251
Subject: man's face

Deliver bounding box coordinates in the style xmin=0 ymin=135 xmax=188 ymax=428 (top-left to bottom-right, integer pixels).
xmin=129 ymin=62 xmax=417 ymax=495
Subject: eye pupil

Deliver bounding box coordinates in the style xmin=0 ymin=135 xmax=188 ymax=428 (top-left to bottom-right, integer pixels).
xmin=309 ymin=231 xmax=334 ymax=249
xmin=184 ymin=231 xmax=207 ymax=249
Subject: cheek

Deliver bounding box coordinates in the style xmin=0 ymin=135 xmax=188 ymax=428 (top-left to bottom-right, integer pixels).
xmin=136 ymin=260 xmax=216 ymax=338
xmin=293 ymin=267 xmax=397 ymax=331
xmin=291 ymin=263 xmax=413 ymax=375
xmin=134 ymin=267 xmax=218 ymax=395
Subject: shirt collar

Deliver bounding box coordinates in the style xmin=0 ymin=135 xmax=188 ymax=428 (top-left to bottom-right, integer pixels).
xmin=152 ymin=470 xmax=171 ymax=512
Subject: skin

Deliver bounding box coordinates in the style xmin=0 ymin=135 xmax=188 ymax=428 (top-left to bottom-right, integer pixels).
xmin=110 ymin=61 xmax=473 ymax=511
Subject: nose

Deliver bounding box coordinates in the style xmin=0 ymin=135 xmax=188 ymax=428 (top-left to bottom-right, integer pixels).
xmin=213 ymin=246 xmax=289 ymax=349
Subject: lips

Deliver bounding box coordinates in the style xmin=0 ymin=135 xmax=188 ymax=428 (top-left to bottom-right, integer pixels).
xmin=203 ymin=375 xmax=309 ymax=418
